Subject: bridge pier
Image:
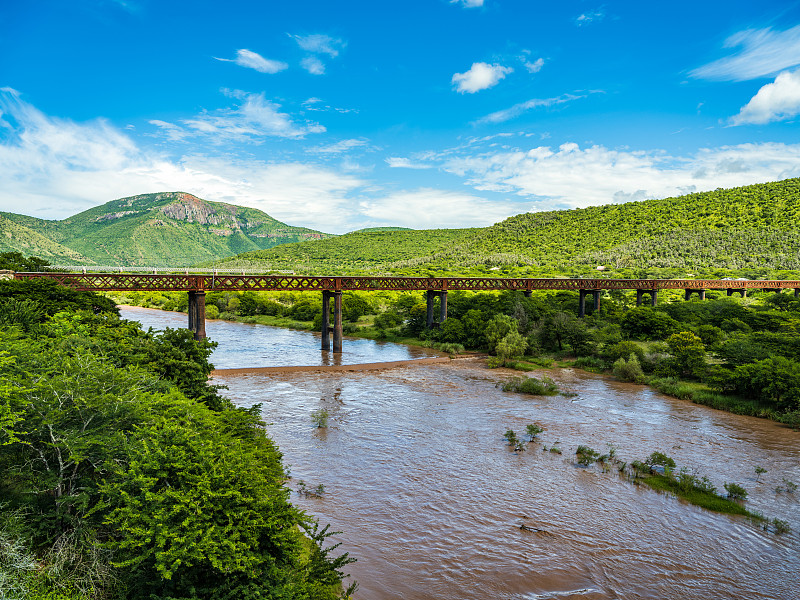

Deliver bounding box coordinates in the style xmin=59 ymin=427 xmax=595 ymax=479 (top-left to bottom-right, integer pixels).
xmin=684 ymin=289 xmax=706 ymax=301
xmin=578 ymin=289 xmax=600 ymax=318
xmin=321 ymin=291 xmax=331 ymax=351
xmin=425 ymin=291 xmax=448 ymax=328
xmin=635 ymin=289 xmax=658 ymax=306
xmin=187 ymin=290 xmax=206 ymax=340
xmin=727 ymin=288 xmax=747 ymax=298
xmin=321 ymin=291 xmax=343 ymax=353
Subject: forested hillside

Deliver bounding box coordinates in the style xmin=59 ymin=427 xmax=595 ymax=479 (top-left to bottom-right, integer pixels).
xmin=0 ymin=215 xmax=91 ymax=264
xmin=1 ymin=192 xmax=332 ymax=267
xmin=214 ymin=178 xmax=800 ymax=279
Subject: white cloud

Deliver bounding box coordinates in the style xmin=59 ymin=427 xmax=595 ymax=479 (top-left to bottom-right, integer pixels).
xmin=215 ymin=49 xmax=288 ymax=74
xmin=452 ymin=62 xmax=513 ymax=93
xmin=385 ymin=157 xmax=433 ymax=169
xmin=450 ymin=0 xmax=484 ymax=8
xmin=0 ymin=89 xmax=361 ymax=231
xmin=475 ymin=93 xmax=587 ymax=124
xmin=435 ymin=141 xmax=800 ymax=210
xmin=691 ymin=25 xmax=800 ymax=81
xmin=730 ymin=69 xmax=800 ymax=125
xmin=359 ymin=189 xmax=517 ymax=228
xmin=575 ymin=9 xmax=605 ymax=27
xmin=153 ymin=90 xmax=325 ymax=142
xmin=290 ymin=33 xmax=345 ymax=57
xmin=301 ymin=56 xmax=326 ymax=75
xmin=524 ymin=57 xmax=544 ymax=73
xmin=307 ymin=138 xmax=369 ymax=154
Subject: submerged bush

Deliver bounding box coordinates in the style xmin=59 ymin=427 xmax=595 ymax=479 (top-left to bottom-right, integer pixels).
xmin=501 ymin=376 xmax=559 ymax=396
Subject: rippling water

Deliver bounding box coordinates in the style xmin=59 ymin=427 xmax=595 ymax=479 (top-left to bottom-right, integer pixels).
xmin=121 ymin=306 xmax=800 ymax=600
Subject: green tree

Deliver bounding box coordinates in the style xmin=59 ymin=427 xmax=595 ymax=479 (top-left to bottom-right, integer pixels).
xmin=666 ymin=331 xmax=707 ymax=378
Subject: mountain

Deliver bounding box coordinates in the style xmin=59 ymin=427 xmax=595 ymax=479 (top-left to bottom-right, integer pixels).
xmin=1 ymin=192 xmax=332 ymax=267
xmin=0 ymin=215 xmax=91 ymax=264
xmin=210 ymin=178 xmax=800 ymax=278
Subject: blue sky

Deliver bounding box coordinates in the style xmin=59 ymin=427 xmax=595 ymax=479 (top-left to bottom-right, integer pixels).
xmin=2 ymin=0 xmax=800 ymax=233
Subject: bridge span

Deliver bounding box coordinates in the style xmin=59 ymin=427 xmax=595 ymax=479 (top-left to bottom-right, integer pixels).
xmin=13 ymin=272 xmax=800 ymax=352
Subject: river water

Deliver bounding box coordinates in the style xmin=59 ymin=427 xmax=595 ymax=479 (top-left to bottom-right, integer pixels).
xmin=120 ymin=307 xmax=800 ymax=600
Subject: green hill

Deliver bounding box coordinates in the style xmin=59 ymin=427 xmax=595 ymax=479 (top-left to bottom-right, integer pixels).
xmin=1 ymin=192 xmax=332 ymax=267
xmin=212 ymin=178 xmax=800 ymax=278
xmin=0 ymin=215 xmax=91 ymax=264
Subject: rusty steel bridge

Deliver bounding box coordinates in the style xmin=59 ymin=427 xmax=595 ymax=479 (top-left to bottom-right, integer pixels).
xmin=14 ymin=272 xmax=800 ymax=353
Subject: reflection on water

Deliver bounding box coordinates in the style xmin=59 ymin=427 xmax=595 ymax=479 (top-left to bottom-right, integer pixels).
xmin=121 ymin=306 xmax=800 ymax=600
xmin=118 ymin=306 xmax=439 ymax=368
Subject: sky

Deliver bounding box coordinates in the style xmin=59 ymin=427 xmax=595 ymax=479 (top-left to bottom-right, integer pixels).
xmin=2 ymin=0 xmax=800 ymax=233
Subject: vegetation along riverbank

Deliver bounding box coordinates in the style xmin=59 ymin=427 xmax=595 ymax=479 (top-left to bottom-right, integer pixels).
xmin=112 ymin=283 xmax=800 ymax=429
xmin=0 ymin=277 xmax=356 ymax=600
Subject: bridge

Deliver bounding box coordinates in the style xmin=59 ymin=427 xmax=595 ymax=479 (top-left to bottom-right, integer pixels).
xmin=14 ymin=272 xmax=800 ymax=352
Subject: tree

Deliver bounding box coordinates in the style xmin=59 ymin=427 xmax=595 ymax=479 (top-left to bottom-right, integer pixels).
xmin=666 ymin=331 xmax=707 ymax=378
xmin=484 ymin=314 xmax=516 ymax=355
xmin=621 ymin=307 xmax=679 ymax=340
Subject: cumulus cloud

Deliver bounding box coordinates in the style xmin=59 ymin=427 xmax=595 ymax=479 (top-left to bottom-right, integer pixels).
xmin=691 ymin=25 xmax=800 ymax=81
xmin=0 ymin=89 xmax=361 ymax=230
xmin=450 ymin=0 xmax=484 ymax=8
xmin=435 ymin=141 xmax=800 ymax=210
xmin=475 ymin=93 xmax=586 ymax=124
xmin=214 ymin=49 xmax=288 ymax=73
xmin=301 ymin=56 xmax=326 ymax=75
xmin=452 ymin=62 xmax=513 ymax=93
xmin=359 ymin=189 xmax=518 ymax=228
xmin=730 ymin=69 xmax=800 ymax=125
xmin=151 ymin=90 xmax=325 ymax=142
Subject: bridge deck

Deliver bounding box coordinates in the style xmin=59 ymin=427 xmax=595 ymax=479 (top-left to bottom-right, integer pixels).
xmin=13 ymin=273 xmax=800 ymax=293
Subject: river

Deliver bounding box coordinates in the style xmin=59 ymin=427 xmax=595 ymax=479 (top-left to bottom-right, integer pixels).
xmin=120 ymin=306 xmax=800 ymax=600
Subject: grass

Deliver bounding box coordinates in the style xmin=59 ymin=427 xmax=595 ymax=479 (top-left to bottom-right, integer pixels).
xmin=640 ymin=474 xmax=757 ymax=518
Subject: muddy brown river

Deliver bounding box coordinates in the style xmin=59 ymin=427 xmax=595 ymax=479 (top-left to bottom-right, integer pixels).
xmin=121 ymin=307 xmax=800 ymax=600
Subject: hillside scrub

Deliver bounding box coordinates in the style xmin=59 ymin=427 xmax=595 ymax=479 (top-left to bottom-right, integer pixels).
xmin=0 ymin=279 xmax=355 ymax=599
xmin=207 ymin=178 xmax=800 ymax=279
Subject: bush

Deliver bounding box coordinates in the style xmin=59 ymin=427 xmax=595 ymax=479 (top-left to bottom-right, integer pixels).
xmin=724 ymin=482 xmax=748 ymax=500
xmin=612 ymin=353 xmax=646 ymax=383
xmin=575 ymin=445 xmax=600 ymax=466
xmin=501 ymin=376 xmax=559 ymax=396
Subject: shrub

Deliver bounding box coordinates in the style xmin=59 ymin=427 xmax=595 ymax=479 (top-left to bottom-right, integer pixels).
xmin=311 ymin=408 xmax=329 ymax=428
xmin=724 ymin=482 xmax=748 ymax=500
xmin=525 ymin=423 xmax=544 ymax=441
xmin=501 ymin=376 xmax=559 ymax=396
xmin=575 ymin=445 xmax=600 ymax=466
xmin=612 ymin=353 xmax=646 ymax=383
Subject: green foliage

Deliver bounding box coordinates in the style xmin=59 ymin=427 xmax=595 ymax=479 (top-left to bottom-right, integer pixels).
xmin=0 ymin=251 xmax=50 ymax=272
xmin=621 ymin=307 xmax=679 ymax=340
xmin=501 ymin=376 xmax=559 ymax=396
xmin=0 ymin=279 xmax=118 ymax=318
xmin=725 ymin=357 xmax=800 ymax=411
xmin=0 ymin=285 xmax=355 ymax=599
xmin=503 ymin=430 xmax=519 ymax=446
xmin=724 ymin=483 xmax=748 ymax=500
xmin=211 ymin=178 xmax=800 ymax=278
xmin=311 ymin=408 xmax=330 ymax=428
xmin=525 ymin=423 xmax=544 ymax=441
xmin=612 ymin=353 xmax=646 ymax=383
xmin=575 ymin=445 xmax=600 ymax=466
xmin=665 ymin=331 xmax=707 ymax=378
